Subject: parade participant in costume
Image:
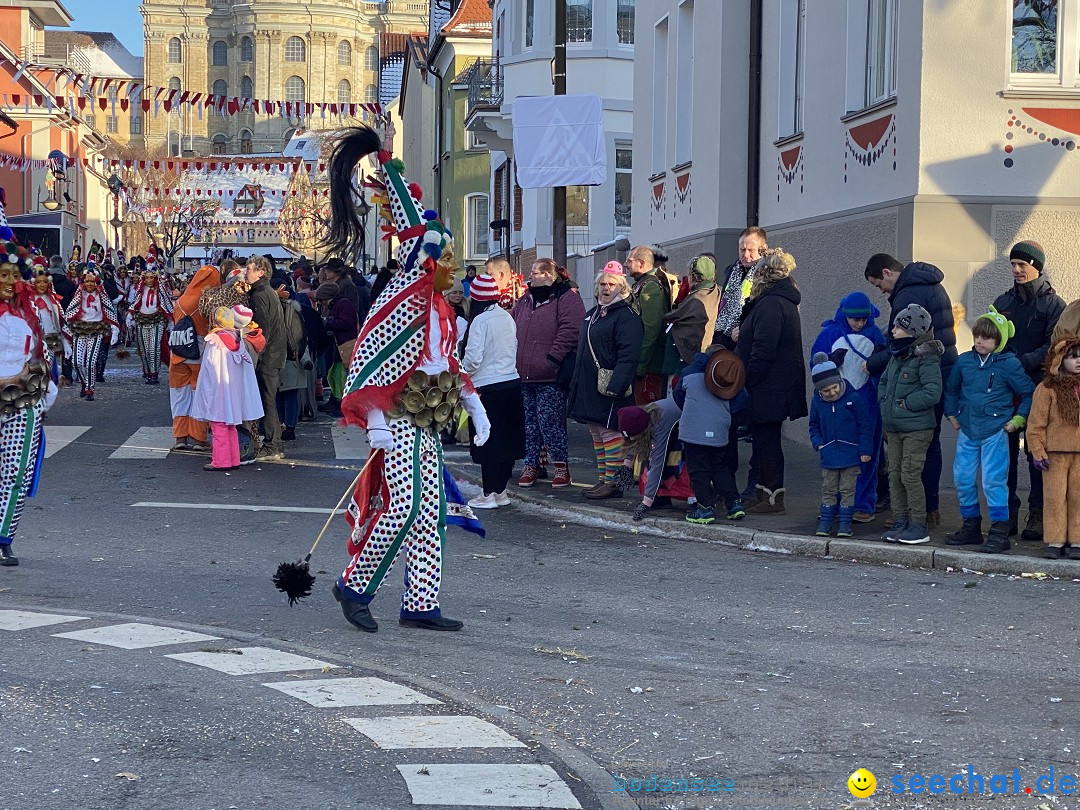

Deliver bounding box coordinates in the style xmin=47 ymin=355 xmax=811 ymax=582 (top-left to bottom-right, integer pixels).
xmin=128 ymin=264 xmax=173 ymax=384
xmin=30 ymin=266 xmax=68 ymax=384
xmin=325 ymin=126 xmax=490 ymax=633
xmin=169 ymin=264 xmax=221 ymax=451
xmin=63 ymin=267 xmax=119 ymax=401
xmin=0 ymin=241 xmax=58 ymax=566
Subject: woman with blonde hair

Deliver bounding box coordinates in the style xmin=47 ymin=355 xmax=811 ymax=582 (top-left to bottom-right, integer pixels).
xmin=567 ymin=261 xmax=643 ymax=499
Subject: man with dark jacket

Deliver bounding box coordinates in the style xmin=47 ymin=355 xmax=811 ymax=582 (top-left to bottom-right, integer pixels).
xmin=626 ymin=245 xmax=673 ymax=405
xmin=865 ymin=254 xmax=957 ymax=523
xmin=993 ymin=241 xmax=1066 ymax=540
xmin=324 ymin=258 xmax=360 ymax=326
xmin=246 ymin=256 xmax=287 ymax=460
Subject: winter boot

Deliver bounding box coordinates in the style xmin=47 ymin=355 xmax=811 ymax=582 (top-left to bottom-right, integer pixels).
xmin=980 ymin=521 xmax=1012 ymax=554
xmin=1008 ymin=508 xmax=1019 ymax=537
xmin=945 ymin=517 xmax=984 ymax=546
xmin=747 ymin=486 xmax=786 ymax=514
xmin=551 ymin=462 xmax=572 ymax=488
xmin=815 ymin=504 xmax=839 ymax=537
xmin=1021 ymin=508 xmax=1044 ymax=542
xmin=836 ymin=506 xmax=856 ymax=538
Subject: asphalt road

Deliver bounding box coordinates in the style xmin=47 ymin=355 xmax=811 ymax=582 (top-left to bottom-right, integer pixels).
xmin=2 ymin=357 xmax=1078 ymax=810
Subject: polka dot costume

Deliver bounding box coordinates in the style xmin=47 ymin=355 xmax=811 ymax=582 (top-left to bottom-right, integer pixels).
xmin=0 ymin=398 xmax=44 ymax=545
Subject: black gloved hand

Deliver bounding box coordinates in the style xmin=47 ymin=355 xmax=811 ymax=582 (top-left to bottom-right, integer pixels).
xmin=632 ymin=503 xmax=647 ymax=522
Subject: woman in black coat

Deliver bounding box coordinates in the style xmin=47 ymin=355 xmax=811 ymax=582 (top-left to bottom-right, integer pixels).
xmin=734 ymin=249 xmax=807 ymax=513
xmin=567 ymin=262 xmax=644 ymax=500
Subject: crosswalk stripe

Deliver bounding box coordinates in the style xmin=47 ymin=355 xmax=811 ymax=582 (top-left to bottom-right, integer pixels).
xmin=0 ymin=610 xmax=89 ymax=631
xmin=52 ymin=622 xmax=220 ymax=649
xmin=42 ymin=426 xmax=91 ymax=458
xmin=332 ymin=425 xmax=369 ymax=459
xmin=396 ymin=764 xmax=582 ymax=808
xmin=345 ymin=715 xmax=525 ymax=749
xmin=132 ymin=501 xmax=346 ymax=514
xmin=262 ymin=676 xmax=441 ymax=707
xmin=166 ymin=646 xmax=337 ymax=675
xmin=109 ymin=427 xmax=176 ymax=459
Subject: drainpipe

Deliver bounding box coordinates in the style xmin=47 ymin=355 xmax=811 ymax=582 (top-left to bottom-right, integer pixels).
xmin=431 ymin=63 xmax=445 ymax=212
xmin=746 ymin=0 xmax=763 ymax=226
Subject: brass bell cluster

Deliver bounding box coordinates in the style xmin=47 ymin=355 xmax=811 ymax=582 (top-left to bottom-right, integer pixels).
xmin=0 ymin=361 xmax=49 ymax=416
xmin=387 ymin=370 xmax=463 ymax=430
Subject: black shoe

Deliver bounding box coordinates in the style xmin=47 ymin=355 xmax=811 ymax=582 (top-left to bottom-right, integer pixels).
xmin=979 ymin=521 xmax=1012 ymax=554
xmin=79 ymin=386 xmax=87 ymax=399
xmin=282 ymin=427 xmax=296 ymax=441
xmin=1043 ymin=545 xmax=1065 ymax=560
xmin=0 ymin=544 xmax=17 ymax=566
xmin=945 ymin=517 xmax=983 ymax=546
xmin=1021 ymin=508 xmax=1044 ymax=542
xmin=85 ymin=391 xmax=94 ymax=402
xmin=331 ymin=584 xmax=377 ymax=632
xmin=399 ymin=615 xmax=464 ymax=631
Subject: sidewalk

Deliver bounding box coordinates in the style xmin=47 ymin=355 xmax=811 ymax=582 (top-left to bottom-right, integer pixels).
xmin=446 ymin=422 xmax=1080 ymax=580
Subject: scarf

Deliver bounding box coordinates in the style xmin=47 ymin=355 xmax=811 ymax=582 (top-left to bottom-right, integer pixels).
xmin=714 ymin=262 xmax=754 ymax=336
xmin=529 ymin=284 xmax=554 ymax=306
xmin=141 ymin=283 xmax=158 ymax=312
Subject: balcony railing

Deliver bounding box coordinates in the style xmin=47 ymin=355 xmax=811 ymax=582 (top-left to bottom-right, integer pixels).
xmin=23 ymin=44 xmax=90 ymax=74
xmin=465 ymin=58 xmax=503 ymax=118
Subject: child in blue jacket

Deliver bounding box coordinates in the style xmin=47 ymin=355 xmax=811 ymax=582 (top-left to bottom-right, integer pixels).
xmin=943 ymin=307 xmax=1035 ymax=553
xmin=809 ymin=353 xmax=875 ymax=536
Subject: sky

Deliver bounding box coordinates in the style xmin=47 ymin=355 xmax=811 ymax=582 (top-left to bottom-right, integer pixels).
xmin=58 ymin=0 xmax=144 ymax=55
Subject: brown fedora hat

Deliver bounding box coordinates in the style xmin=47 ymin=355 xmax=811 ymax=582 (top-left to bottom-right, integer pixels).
xmin=704 ymin=349 xmax=746 ymax=400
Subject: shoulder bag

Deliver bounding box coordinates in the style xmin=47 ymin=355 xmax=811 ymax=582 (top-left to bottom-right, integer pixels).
xmin=586 ymin=313 xmax=631 ymax=398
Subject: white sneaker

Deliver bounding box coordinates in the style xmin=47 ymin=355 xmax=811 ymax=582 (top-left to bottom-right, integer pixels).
xmin=493 ymin=490 xmax=511 ymax=506
xmin=468 ymin=493 xmax=498 ymax=509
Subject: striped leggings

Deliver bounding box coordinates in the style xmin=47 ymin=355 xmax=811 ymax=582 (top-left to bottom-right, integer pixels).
xmin=136 ymin=319 xmax=165 ymax=376
xmin=73 ymin=334 xmax=103 ymax=392
xmin=588 ymin=424 xmax=624 ymax=484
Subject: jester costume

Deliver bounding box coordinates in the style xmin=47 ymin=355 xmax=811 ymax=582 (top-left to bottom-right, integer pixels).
xmin=128 ymin=266 xmax=174 ymax=383
xmin=0 ymin=241 xmax=57 ymax=566
xmin=64 ymin=268 xmax=119 ymax=400
xmin=327 ymin=127 xmax=490 ymax=633
xmin=30 ymin=267 xmax=67 ymax=383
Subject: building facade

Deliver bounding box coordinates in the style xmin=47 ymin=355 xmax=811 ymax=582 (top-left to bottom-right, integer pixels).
xmin=139 ymin=0 xmax=426 ymax=157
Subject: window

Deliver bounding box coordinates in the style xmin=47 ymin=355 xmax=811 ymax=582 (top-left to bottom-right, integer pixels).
xmin=106 ymin=116 xmax=118 ymax=134
xmin=567 ymin=0 xmax=592 ymax=43
xmin=107 ymin=86 xmax=118 ymax=104
xmin=778 ymin=0 xmax=806 ymax=137
xmin=130 ymin=114 xmax=142 ymax=134
xmin=365 ymin=84 xmax=378 ymax=104
xmin=212 ymin=134 xmax=227 ymax=155
xmin=285 ymin=36 xmax=306 ymax=62
xmin=168 ymin=76 xmax=182 ymax=116
xmin=338 ymin=79 xmax=351 ymax=105
xmin=675 ymin=1 xmax=694 ymax=163
xmin=864 ymin=0 xmax=898 ymax=106
xmin=652 ymin=18 xmax=668 ymax=173
xmin=240 ymin=75 xmax=253 ymax=99
xmin=167 ymin=37 xmax=182 ymax=63
xmin=567 ymin=185 xmax=589 ymax=226
xmin=466 ymin=194 xmax=489 ymax=257
xmin=86 ymin=113 xmax=96 ymax=130
xmin=212 ymin=40 xmax=228 ymax=66
xmin=240 ymin=129 xmax=252 ymax=153
xmin=213 ymin=79 xmax=228 ymax=98
xmin=614 ymin=145 xmax=631 ymax=228
xmin=365 ymin=45 xmax=379 ymax=70
xmin=240 ymin=35 xmax=253 ymax=62
xmin=339 ymin=40 xmax=352 ymax=65
xmin=1011 ymin=0 xmax=1060 ymax=78
xmin=285 ymin=76 xmax=305 ymax=103
xmin=525 ymin=0 xmax=535 ymax=47
xmin=617 ymin=0 xmax=635 ymax=44
xmin=248 ymin=228 xmax=256 ymax=243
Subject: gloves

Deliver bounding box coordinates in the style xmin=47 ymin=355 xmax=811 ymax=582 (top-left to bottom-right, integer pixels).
xmin=365 ymin=409 xmax=395 ymax=452
xmin=828 ymin=348 xmax=848 ymax=367
xmin=110 ymin=326 xmax=120 ymax=346
xmin=462 ymin=391 xmax=490 ymax=446
xmin=632 ymin=503 xmax=647 ymax=522
xmin=1033 ymin=457 xmax=1051 ymax=471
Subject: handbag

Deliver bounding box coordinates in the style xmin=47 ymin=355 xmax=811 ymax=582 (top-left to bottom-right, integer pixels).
xmin=337 ymin=338 xmax=357 ymax=365
xmin=586 ymin=315 xmax=631 ymax=398
xmin=168 ymin=314 xmax=201 ymax=361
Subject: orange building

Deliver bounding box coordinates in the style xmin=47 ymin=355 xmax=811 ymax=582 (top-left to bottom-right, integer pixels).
xmin=0 ymin=0 xmax=110 ymax=259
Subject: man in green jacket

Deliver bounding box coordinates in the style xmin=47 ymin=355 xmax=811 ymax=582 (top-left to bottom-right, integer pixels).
xmin=626 ymin=245 xmax=673 ymax=405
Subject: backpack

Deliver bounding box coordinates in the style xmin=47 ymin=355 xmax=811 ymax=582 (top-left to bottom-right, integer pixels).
xmin=281 ymin=299 xmax=304 ymax=361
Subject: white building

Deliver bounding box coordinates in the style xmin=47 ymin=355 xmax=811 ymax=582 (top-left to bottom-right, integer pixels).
xmin=634 ymin=0 xmax=1080 ymax=350
xmin=465 ymin=0 xmax=636 ymax=274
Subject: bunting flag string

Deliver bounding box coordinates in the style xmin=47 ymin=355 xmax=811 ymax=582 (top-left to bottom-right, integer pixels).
xmin=125 ymin=186 xmax=330 ymax=198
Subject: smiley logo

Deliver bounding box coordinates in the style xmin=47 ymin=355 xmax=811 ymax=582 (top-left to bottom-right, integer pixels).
xmin=847 ymin=768 xmax=876 ymax=798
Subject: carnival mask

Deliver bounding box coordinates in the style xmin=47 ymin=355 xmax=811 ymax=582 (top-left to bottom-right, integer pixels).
xmin=0 ymin=264 xmax=19 ymax=301
xmin=434 ymin=247 xmax=458 ymax=293
xmin=33 ymin=274 xmax=51 ymax=294
xmin=83 ymin=279 xmax=98 ymax=293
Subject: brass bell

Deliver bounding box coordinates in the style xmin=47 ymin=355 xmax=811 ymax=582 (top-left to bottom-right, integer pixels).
xmin=1 ymin=404 xmax=14 ymax=416
xmin=403 ymin=390 xmax=427 ymax=414
xmin=437 ymin=370 xmax=454 ymax=392
xmin=407 ymin=370 xmax=429 ymax=391
xmin=0 ymin=384 xmax=20 ymax=402
xmin=445 ymin=387 xmax=460 ymax=405
xmin=425 ymin=387 xmax=443 ymax=408
xmin=433 ymin=402 xmax=452 ymax=426
xmin=25 ymin=375 xmax=41 ymax=393
xmin=14 ymin=393 xmax=33 ymax=409
xmin=387 ymin=400 xmax=407 ymax=419
xmin=413 ymin=408 xmax=434 ymax=428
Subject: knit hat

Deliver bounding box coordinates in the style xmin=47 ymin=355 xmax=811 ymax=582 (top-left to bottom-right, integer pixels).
xmin=618 ymin=406 xmax=651 ymax=438
xmin=840 ymin=290 xmax=875 ymax=318
xmin=811 ymin=352 xmax=843 ymax=391
xmin=975 ymin=305 xmax=1014 ymax=353
xmin=893 ymin=303 xmax=932 ymax=338
xmin=469 ymin=273 xmax=499 ymax=302
xmin=315 ymin=282 xmax=339 ymax=301
xmin=1009 ymin=240 xmax=1045 ymax=273
xmin=232 ymin=304 xmax=253 ymax=329
xmin=690 ymin=255 xmax=716 ymax=285
xmin=213 ymin=306 xmax=235 ymax=330
xmin=601 ymin=260 xmax=626 ymax=277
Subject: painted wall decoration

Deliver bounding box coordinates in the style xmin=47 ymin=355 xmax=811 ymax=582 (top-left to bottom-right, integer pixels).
xmin=673 ymin=171 xmax=691 ymax=217
xmin=1004 ymin=108 xmax=1080 ymax=168
xmin=843 ymin=113 xmax=897 ymax=183
xmin=650 ymin=179 xmax=666 ymax=225
xmin=777 ymin=144 xmax=803 ymax=201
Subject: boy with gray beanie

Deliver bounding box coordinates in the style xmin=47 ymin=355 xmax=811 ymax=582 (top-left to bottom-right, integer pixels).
xmin=877 ymin=304 xmax=945 ymax=544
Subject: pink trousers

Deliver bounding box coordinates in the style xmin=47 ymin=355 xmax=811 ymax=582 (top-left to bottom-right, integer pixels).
xmin=210 ymin=422 xmax=239 ymax=468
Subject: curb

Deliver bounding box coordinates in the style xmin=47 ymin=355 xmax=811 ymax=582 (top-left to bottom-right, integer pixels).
xmin=451 ymin=466 xmax=1080 ymax=581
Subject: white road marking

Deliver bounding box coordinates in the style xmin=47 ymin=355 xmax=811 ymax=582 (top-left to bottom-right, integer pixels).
xmin=345 ymin=715 xmax=525 ymax=749
xmin=396 ymin=763 xmax=582 ymax=808
xmin=332 ymin=425 xmax=370 ymax=459
xmin=52 ymin=622 xmax=220 ymax=649
xmin=109 ymin=427 xmax=176 ymax=459
xmin=166 ymin=646 xmax=336 ymax=675
xmin=131 ymin=502 xmax=346 ymax=514
xmin=262 ymin=677 xmax=441 ymax=707
xmin=42 ymin=426 xmax=91 ymax=458
xmin=0 ymin=610 xmax=89 ymax=631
